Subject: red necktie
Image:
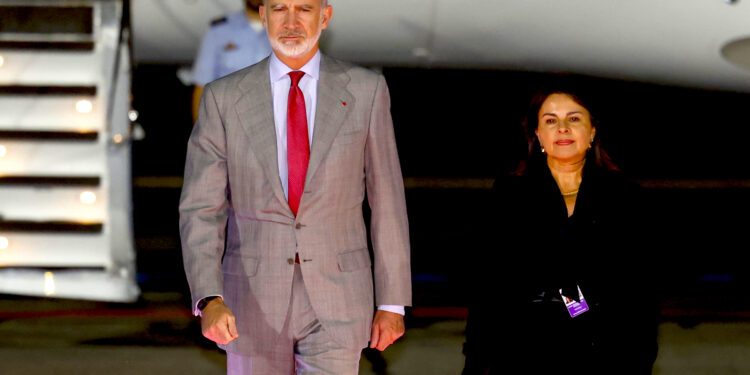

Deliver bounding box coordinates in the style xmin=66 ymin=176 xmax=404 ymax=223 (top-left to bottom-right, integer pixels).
xmin=287 ymin=71 xmax=309 ymax=216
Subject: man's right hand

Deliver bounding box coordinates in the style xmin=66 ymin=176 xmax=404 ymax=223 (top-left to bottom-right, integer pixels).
xmin=200 ymin=297 xmax=239 ymax=345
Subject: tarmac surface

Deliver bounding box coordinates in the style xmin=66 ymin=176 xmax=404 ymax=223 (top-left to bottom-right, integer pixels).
xmin=0 ymin=292 xmax=748 ymax=375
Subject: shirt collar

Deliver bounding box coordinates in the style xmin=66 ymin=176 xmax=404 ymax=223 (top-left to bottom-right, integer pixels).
xmin=269 ymin=50 xmax=321 ymax=83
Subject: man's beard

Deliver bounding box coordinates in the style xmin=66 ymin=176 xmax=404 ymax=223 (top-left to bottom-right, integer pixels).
xmin=270 ymin=25 xmax=322 ymax=59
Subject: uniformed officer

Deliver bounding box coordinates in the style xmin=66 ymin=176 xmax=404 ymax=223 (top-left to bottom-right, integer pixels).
xmin=191 ymin=0 xmax=272 ymax=121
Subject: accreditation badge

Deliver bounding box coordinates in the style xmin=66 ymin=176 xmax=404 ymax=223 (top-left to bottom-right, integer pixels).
xmin=559 ymin=285 xmax=589 ymax=318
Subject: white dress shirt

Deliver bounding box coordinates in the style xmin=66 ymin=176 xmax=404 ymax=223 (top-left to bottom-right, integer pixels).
xmin=268 ymin=51 xmax=404 ymax=317
xmin=269 ymin=51 xmax=319 ymax=199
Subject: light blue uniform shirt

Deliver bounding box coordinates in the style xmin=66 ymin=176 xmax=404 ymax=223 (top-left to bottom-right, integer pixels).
xmin=193 ymin=11 xmax=272 ymax=86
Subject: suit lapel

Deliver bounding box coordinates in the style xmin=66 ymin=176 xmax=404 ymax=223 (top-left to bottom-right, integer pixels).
xmin=306 ymin=55 xmax=355 ymax=186
xmin=235 ymin=58 xmax=289 ymax=209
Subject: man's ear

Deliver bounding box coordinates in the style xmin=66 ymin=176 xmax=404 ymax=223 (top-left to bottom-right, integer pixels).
xmin=320 ymin=5 xmax=333 ymax=30
xmin=258 ymin=5 xmax=267 ymax=28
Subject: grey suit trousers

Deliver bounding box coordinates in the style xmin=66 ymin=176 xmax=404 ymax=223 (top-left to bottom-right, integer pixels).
xmin=227 ymin=264 xmax=362 ymax=374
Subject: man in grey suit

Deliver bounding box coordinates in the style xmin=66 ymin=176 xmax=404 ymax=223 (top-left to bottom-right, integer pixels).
xmin=179 ymin=0 xmax=411 ymax=373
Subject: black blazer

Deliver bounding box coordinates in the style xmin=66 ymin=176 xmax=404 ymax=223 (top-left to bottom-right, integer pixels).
xmin=463 ymin=157 xmax=658 ymax=375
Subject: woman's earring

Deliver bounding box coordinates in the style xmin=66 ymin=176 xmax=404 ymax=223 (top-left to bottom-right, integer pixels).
xmin=541 ymin=146 xmax=546 ymax=153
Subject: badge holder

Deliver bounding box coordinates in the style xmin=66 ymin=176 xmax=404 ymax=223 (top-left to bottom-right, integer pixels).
xmin=559 ymin=285 xmax=589 ymax=318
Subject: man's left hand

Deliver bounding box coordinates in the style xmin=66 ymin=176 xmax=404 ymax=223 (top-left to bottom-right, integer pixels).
xmin=369 ymin=310 xmax=405 ymax=351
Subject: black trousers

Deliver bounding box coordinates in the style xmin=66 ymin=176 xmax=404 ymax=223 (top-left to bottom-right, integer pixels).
xmin=463 ymin=297 xmax=657 ymax=375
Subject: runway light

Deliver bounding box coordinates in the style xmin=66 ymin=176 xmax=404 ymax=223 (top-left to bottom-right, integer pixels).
xmin=0 ymin=145 xmax=6 ymax=157
xmin=0 ymin=237 xmax=8 ymax=249
xmin=76 ymin=99 xmax=93 ymax=113
xmin=80 ymin=191 xmax=96 ymax=205
xmin=44 ymin=271 xmax=55 ymax=296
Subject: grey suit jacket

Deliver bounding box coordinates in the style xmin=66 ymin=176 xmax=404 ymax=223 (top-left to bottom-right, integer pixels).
xmin=179 ymin=55 xmax=412 ymax=355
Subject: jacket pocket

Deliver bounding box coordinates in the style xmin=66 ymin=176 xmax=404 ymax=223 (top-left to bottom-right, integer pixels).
xmin=333 ymin=130 xmax=362 ymax=145
xmin=337 ymin=248 xmax=371 ymax=272
xmin=222 ymin=255 xmax=260 ymax=277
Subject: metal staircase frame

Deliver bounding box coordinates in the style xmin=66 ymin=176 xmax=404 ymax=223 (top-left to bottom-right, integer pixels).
xmin=0 ymin=0 xmax=139 ymax=302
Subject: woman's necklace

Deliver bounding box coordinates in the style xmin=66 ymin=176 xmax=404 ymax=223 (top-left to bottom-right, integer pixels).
xmin=561 ymin=189 xmax=579 ymax=196
xmin=549 ymin=158 xmax=584 ymax=198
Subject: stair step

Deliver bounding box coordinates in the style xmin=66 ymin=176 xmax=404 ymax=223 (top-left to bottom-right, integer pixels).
xmin=0 ymin=85 xmax=97 ymax=96
xmin=0 ymin=130 xmax=98 ymax=141
xmin=0 ymin=6 xmax=93 ymax=34
xmin=0 ymin=40 xmax=95 ymax=51
xmin=0 ymin=97 xmax=101 ymax=131
xmin=0 ymin=232 xmax=110 ymax=269
xmin=0 ymin=186 xmax=105 ymax=222
xmin=0 ymin=176 xmax=100 ymax=186
xmin=0 ymin=220 xmax=103 ymax=233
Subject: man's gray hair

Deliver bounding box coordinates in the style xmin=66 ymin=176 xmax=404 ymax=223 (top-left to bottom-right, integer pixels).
xmin=261 ymin=1 xmax=328 ymax=7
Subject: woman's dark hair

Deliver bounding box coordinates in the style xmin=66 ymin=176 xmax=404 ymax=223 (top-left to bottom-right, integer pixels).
xmin=514 ymin=83 xmax=619 ymax=174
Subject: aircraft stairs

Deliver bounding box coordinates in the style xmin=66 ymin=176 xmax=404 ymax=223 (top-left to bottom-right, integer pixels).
xmin=0 ymin=0 xmax=140 ymax=302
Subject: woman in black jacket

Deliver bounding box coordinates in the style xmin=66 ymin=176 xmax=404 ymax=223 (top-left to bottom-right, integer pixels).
xmin=462 ymin=85 xmax=659 ymax=375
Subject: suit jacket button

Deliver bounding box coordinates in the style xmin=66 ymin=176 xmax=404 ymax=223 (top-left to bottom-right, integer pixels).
xmin=295 ymin=223 xmax=302 ymax=229
xmin=287 ymin=258 xmax=294 ymax=265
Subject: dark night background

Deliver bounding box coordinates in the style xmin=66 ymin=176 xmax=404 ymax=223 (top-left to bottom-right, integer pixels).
xmin=132 ymin=64 xmax=750 ymax=318
xmin=4 ymin=2 xmax=750 ymax=373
